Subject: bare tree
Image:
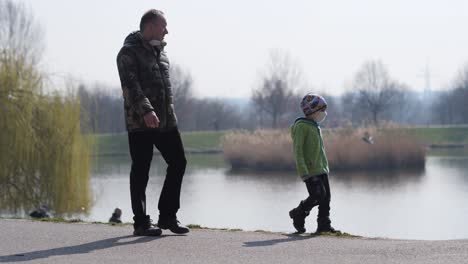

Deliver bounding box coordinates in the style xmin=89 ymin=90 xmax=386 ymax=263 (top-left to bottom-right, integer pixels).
xmin=352 ymin=60 xmax=404 ymax=126
xmin=0 ymin=0 xmax=43 ymax=111
xmin=169 ymin=64 xmax=195 ymax=131
xmin=78 ymin=84 xmax=126 ymax=133
xmin=432 ymin=91 xmax=455 ymax=125
xmin=453 ymin=63 xmax=468 ymax=89
xmin=435 ymin=63 xmax=468 ymax=124
xmin=452 ymin=64 xmax=468 ymax=123
xmin=0 ymin=0 xmax=43 ymax=65
xmin=251 ymin=50 xmax=303 ymax=128
xmin=170 ymin=64 xmax=194 ymax=107
xmin=252 ymin=78 xmax=293 ymax=128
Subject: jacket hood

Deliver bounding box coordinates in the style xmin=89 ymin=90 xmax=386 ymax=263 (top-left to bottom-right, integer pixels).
xmin=290 ymin=117 xmax=318 ymax=137
xmin=123 ymin=31 xmax=143 ymax=48
xmin=123 ymin=31 xmax=166 ymax=50
xmin=292 ymin=117 xmax=318 ymax=127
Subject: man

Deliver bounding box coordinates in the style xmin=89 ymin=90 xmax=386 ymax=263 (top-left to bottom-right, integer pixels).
xmin=116 ymin=9 xmax=189 ymax=236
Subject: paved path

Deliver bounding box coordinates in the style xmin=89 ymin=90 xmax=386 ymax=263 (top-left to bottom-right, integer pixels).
xmin=1 ymin=219 xmax=467 ymax=264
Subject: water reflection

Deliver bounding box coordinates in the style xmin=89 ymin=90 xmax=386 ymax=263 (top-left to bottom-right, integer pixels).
xmin=90 ymin=153 xmax=227 ymax=177
xmin=225 ymin=170 xmax=300 ymax=185
xmin=332 ymin=169 xmax=425 ymax=188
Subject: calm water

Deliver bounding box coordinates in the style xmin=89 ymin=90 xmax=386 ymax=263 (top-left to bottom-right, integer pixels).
xmin=86 ymin=152 xmax=468 ymax=240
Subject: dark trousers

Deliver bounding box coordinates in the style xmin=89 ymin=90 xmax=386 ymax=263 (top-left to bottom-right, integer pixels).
xmin=128 ymin=128 xmax=187 ymax=225
xmin=302 ymin=174 xmax=331 ymax=219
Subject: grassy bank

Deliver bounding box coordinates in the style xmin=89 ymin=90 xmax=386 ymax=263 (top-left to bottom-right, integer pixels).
xmin=93 ymin=131 xmax=225 ymax=156
xmin=400 ymin=126 xmax=468 ymax=145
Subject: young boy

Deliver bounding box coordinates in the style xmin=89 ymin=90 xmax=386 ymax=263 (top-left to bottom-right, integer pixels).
xmin=289 ymin=93 xmax=336 ymax=234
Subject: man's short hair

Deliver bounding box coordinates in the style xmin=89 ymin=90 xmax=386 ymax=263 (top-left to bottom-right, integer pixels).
xmin=140 ymin=9 xmax=165 ymax=31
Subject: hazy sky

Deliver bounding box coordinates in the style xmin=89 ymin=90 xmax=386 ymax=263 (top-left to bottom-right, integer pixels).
xmin=24 ymin=0 xmax=468 ymax=98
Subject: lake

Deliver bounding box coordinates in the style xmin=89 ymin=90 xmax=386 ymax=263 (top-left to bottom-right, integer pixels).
xmin=85 ymin=149 xmax=468 ymax=240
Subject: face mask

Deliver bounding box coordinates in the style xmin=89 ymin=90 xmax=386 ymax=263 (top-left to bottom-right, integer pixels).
xmin=314 ymin=111 xmax=327 ymax=123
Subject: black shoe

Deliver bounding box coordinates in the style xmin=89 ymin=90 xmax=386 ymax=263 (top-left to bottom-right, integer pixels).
xmin=133 ymin=216 xmax=162 ymax=236
xmin=316 ymin=225 xmax=337 ymax=233
xmin=316 ymin=217 xmax=337 ymax=233
xmin=289 ymin=208 xmax=308 ymax=234
xmin=157 ymin=218 xmax=190 ymax=234
xmin=133 ymin=225 xmax=162 ymax=236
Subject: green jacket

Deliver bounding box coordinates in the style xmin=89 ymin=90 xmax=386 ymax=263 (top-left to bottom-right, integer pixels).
xmin=290 ymin=117 xmax=329 ymax=181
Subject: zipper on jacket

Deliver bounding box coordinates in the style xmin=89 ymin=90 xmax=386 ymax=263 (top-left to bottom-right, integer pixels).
xmin=316 ymin=126 xmax=327 ymax=171
xmin=151 ymin=47 xmax=168 ymax=128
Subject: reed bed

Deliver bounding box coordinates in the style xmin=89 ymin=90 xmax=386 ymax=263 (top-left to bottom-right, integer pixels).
xmin=223 ymin=130 xmax=295 ymax=170
xmin=223 ymin=127 xmax=426 ymax=171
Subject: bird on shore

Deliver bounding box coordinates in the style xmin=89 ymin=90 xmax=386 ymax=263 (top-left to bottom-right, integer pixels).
xmin=29 ymin=205 xmax=50 ymax=219
xmin=109 ymin=208 xmax=122 ymax=224
xmin=362 ymin=131 xmax=374 ymax=144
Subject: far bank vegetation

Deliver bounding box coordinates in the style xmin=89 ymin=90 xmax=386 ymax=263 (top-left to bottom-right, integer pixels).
xmin=222 ymin=127 xmax=426 ymax=171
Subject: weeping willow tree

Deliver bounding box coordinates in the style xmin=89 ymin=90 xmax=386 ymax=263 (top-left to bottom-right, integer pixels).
xmin=0 ymin=0 xmax=91 ymax=216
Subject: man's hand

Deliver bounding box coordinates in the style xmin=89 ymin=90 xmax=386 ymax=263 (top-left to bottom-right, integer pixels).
xmin=143 ymin=111 xmax=160 ymax=128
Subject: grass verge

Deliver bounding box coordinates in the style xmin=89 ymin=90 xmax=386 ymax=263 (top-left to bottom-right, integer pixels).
xmin=3 ymin=217 xmax=359 ymax=238
xmin=93 ymin=130 xmax=225 ymax=156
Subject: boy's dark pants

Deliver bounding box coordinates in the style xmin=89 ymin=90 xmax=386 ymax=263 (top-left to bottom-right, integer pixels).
xmin=128 ymin=128 xmax=187 ymax=228
xmin=302 ymin=174 xmax=331 ymax=223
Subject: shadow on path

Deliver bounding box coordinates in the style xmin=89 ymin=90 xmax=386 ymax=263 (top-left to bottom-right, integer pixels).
xmin=243 ymin=233 xmax=316 ymax=247
xmin=0 ymin=235 xmax=162 ymax=262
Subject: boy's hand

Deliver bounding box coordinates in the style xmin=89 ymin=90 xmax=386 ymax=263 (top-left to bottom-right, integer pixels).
xmin=307 ymin=176 xmax=326 ymax=202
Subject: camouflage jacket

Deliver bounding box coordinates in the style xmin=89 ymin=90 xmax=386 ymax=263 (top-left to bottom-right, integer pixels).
xmin=116 ymin=31 xmax=177 ymax=132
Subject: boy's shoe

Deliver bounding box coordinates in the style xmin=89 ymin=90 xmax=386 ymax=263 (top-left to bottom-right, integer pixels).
xmin=315 ymin=225 xmax=337 ymax=233
xmin=316 ymin=216 xmax=337 ymax=233
xmin=289 ymin=207 xmax=309 ymax=234
xmin=157 ymin=218 xmax=190 ymax=234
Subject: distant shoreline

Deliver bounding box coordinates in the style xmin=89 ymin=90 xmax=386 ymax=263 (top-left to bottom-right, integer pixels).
xmin=427 ymin=143 xmax=466 ymax=149
xmin=92 ymin=148 xmax=223 ymax=157
xmin=93 ymin=143 xmax=466 ymax=157
xmin=93 ymin=127 xmax=468 ymax=157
